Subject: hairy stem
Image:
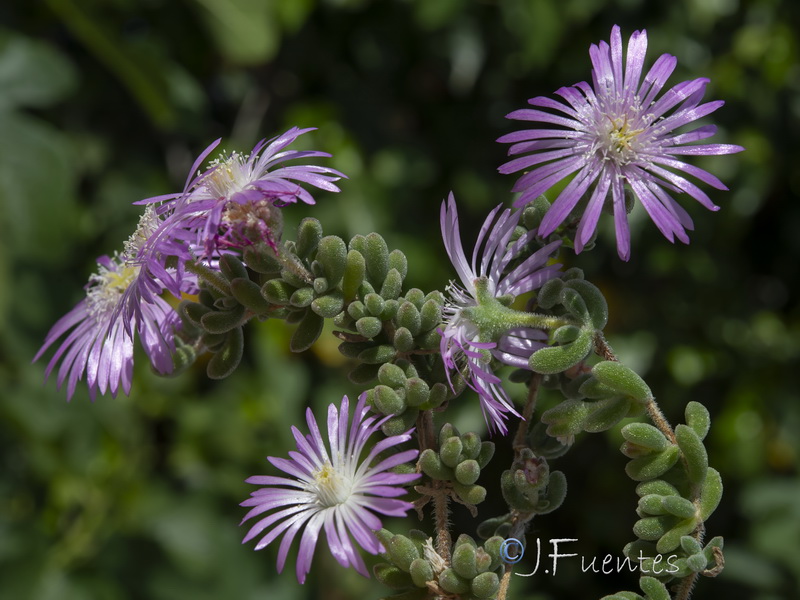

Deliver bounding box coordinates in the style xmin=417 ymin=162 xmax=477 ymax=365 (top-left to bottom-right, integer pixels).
xmin=594 ymin=331 xmax=676 ymax=444
xmin=512 ymin=373 xmax=542 ymax=455
xmin=433 ymin=484 xmax=452 ymax=564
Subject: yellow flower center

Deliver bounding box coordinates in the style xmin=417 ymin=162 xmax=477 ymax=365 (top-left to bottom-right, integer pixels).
xmin=205 ymin=152 xmax=249 ymax=199
xmin=600 ymin=114 xmax=645 ymax=165
xmin=310 ymin=460 xmax=352 ymax=507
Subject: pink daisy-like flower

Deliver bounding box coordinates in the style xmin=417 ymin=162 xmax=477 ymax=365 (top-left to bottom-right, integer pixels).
xmin=34 ymin=206 xmax=181 ymax=400
xmin=498 ymin=25 xmax=744 ymax=260
xmin=439 ymin=194 xmax=561 ymax=435
xmin=240 ymin=393 xmax=419 ymax=583
xmin=143 ymin=127 xmax=345 ymax=259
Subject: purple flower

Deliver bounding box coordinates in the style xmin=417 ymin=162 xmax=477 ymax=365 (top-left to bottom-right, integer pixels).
xmin=439 ymin=194 xmax=561 ymax=434
xmin=498 ymin=25 xmax=744 ymax=260
xmin=240 ymin=393 xmax=419 ymax=583
xmin=34 ymin=207 xmax=181 ymax=400
xmin=144 ymin=127 xmax=345 ymax=259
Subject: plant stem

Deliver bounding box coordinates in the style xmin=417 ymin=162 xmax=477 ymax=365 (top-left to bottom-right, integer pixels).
xmin=512 ymin=374 xmax=542 ymax=455
xmin=594 ymin=331 xmax=676 ymax=443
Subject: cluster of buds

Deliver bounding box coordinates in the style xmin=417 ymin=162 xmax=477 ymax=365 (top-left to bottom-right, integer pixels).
xmin=419 ymin=424 xmax=495 ymax=506
xmin=374 ymin=530 xmax=505 ymax=600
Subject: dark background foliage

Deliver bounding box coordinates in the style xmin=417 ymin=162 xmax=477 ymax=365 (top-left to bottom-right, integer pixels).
xmin=1 ymin=0 xmax=798 ymax=598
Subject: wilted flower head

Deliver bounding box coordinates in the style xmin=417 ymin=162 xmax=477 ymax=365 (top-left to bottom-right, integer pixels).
xmin=439 ymin=194 xmax=561 ymax=434
xmin=240 ymin=393 xmax=419 ymax=583
xmin=499 ymin=25 xmax=744 ymax=260
xmin=34 ymin=206 xmax=181 ymax=400
xmin=147 ymin=127 xmax=345 ymax=258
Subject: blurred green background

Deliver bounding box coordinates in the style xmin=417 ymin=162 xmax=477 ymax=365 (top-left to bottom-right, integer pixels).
xmin=1 ymin=0 xmax=798 ymax=598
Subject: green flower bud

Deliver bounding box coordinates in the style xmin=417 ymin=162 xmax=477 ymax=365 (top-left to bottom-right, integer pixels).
xmin=374 ymin=562 xmax=412 ymax=589
xmin=262 ymin=279 xmax=295 ymax=305
xmin=537 ymin=277 xmax=564 ymax=309
xmin=347 ymin=300 xmax=367 ymax=320
xmin=680 ymin=536 xmax=703 ymax=556
xmin=380 ymin=268 xmax=404 ymax=300
xmin=541 ymin=399 xmax=591 ymax=437
xmin=455 ymin=460 xmax=481 ymax=486
xmin=625 ymin=445 xmax=681 ymax=482
xmin=452 ymin=542 xmax=477 ymax=579
xmin=201 ymin=331 xmax=226 ymax=351
xmin=656 ymin=517 xmax=697 ymax=554
xmin=419 ymin=298 xmax=442 ymax=332
xmin=409 ymin=558 xmax=433 ymax=588
xmin=230 ymin=278 xmax=271 ymax=314
xmin=592 ymin=361 xmax=652 ymax=403
xmin=453 ymin=481 xmax=486 ymax=505
xmin=675 ymin=424 xmax=708 ymax=487
xmin=425 ymin=383 xmax=448 ymax=410
xmin=471 ymin=572 xmax=500 ymax=599
xmin=381 ymin=298 xmax=400 ymax=321
xmin=365 ymin=232 xmax=389 ymax=284
xmin=440 ymin=436 xmax=463 ymax=468
xmin=699 ymin=467 xmax=723 ymax=520
xmin=290 ymin=310 xmax=324 ymax=352
xmin=685 ymin=401 xmax=711 ymax=440
xmin=206 ymin=327 xmax=243 ymax=379
xmin=529 ymin=328 xmax=593 ymax=375
xmin=356 ymin=316 xmax=383 ymax=339
xmin=296 ymin=217 xmax=323 ymax=258
xmin=536 ymin=470 xmax=567 ymax=515
xmin=316 ymin=235 xmax=347 ymax=286
xmin=396 ymin=301 xmax=422 ymax=336
xmin=388 ymin=535 xmax=420 ymax=572
xmin=621 ymin=423 xmax=669 ymax=452
xmin=438 ymin=568 xmax=469 ymax=594
xmin=460 ymin=432 xmax=481 ymax=460
xmin=553 ymin=324 xmax=581 ymax=344
xmin=639 ymin=576 xmax=670 ymax=600
xmin=565 ymin=279 xmax=608 ymax=330
xmin=342 ymin=249 xmax=366 ymax=301
xmin=419 ymin=448 xmax=452 ymax=480
xmin=483 ymin=536 xmax=504 ymax=570
xmin=243 ymin=244 xmax=281 ymax=274
xmin=388 ymin=249 xmax=408 ymax=279
xmin=404 ymin=288 xmax=425 ymax=308
xmin=393 ymin=327 xmax=415 ymax=353
xmin=686 ymin=552 xmax=708 ymax=573
xmin=636 ymin=480 xmax=680 ymax=498
xmin=373 ymin=385 xmax=404 ymax=415
xmin=180 ymin=300 xmax=211 ymax=328
xmin=311 ymin=291 xmax=344 ymax=318
xmin=633 ymin=515 xmax=676 ymax=542
xmin=560 ymin=287 xmax=589 ymax=321
xmin=381 ymin=408 xmax=418 ymax=437
xmin=439 ymin=423 xmax=459 ymax=444
xmin=404 ymin=378 xmax=429 ymax=407
xmin=638 ymin=494 xmax=668 ymax=516
xmin=358 ymin=344 xmax=397 ymax=364
xmin=476 ymin=441 xmax=495 ymax=469
xmin=201 ymin=304 xmax=246 ymax=334
xmin=364 ymin=292 xmax=385 ymax=317
xmin=312 ymin=277 xmax=329 ymax=295
xmin=290 ymin=286 xmax=314 ymax=308
xmin=416 ymin=329 xmax=441 ymax=350
xmin=474 ymin=547 xmax=492 ymax=573
xmin=583 ymin=397 xmax=631 ymax=433
xmin=219 ymin=254 xmax=249 ymax=280
xmin=661 ymin=495 xmax=697 ymax=519
xmin=522 ymin=195 xmax=551 ymax=230
xmin=378 ymin=363 xmax=407 ymax=388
